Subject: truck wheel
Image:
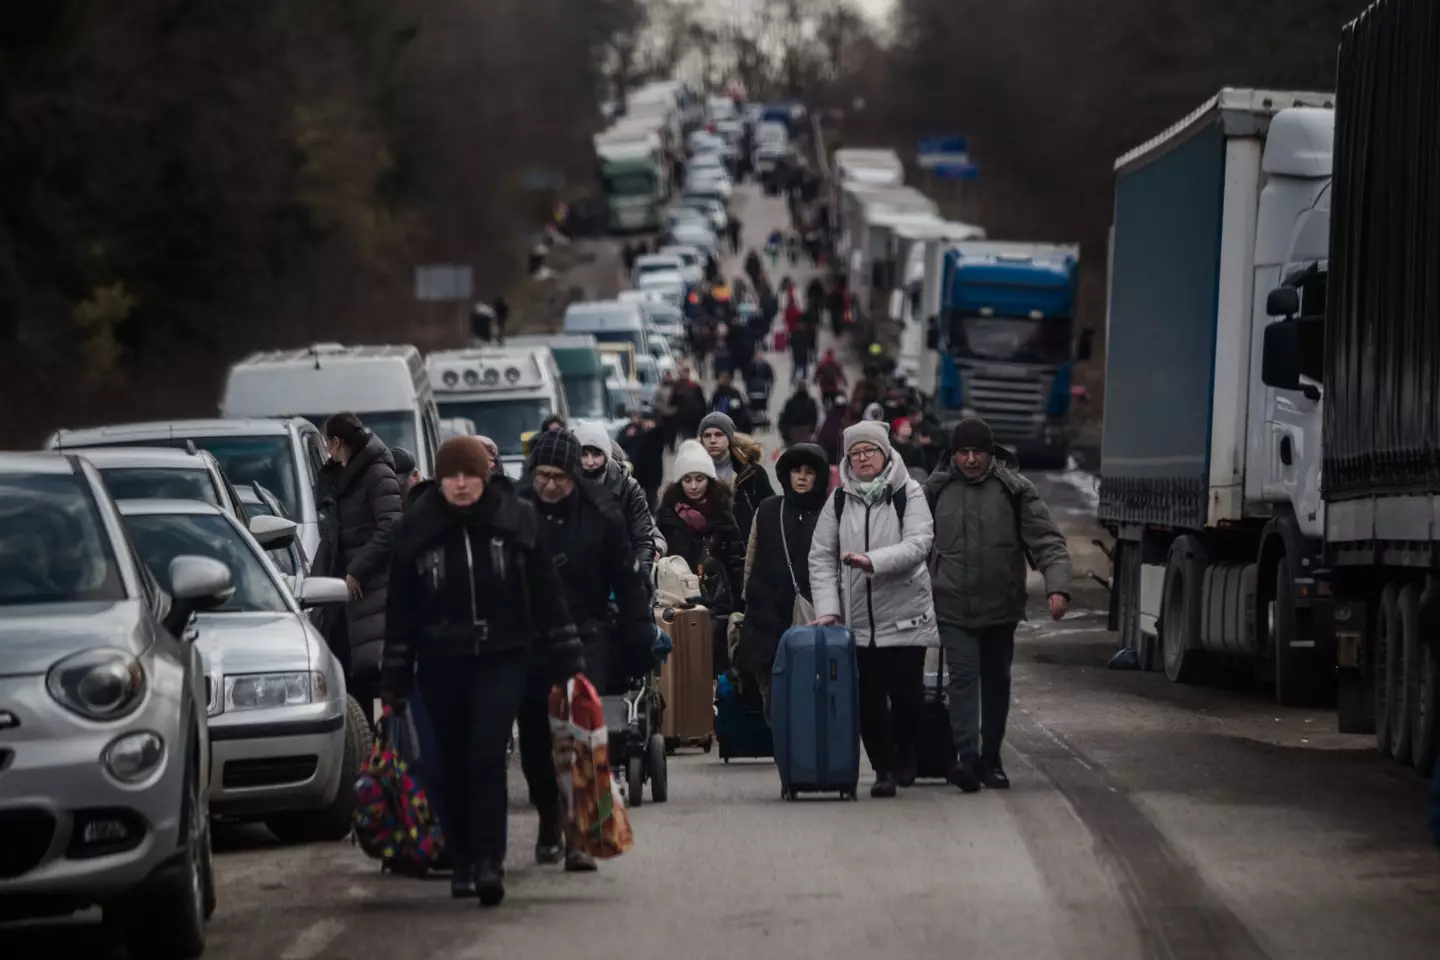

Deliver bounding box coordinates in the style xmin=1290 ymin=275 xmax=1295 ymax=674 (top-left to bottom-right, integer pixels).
xmin=1376 ymin=583 xmax=1400 ymax=758
xmin=1273 ymin=554 xmax=1330 ymax=707
xmin=1394 ymin=583 xmax=1420 ymax=767
xmin=1161 ymin=535 xmax=1207 ymax=684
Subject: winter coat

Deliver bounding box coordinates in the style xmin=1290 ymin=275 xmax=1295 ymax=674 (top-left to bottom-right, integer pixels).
xmin=618 ymin=421 xmax=664 ymax=491
xmin=710 ymin=386 xmax=753 ymax=433
xmin=312 ymin=433 xmax=402 ymax=684
xmin=598 ymin=458 xmax=662 ymax=581
xmin=518 ymin=480 xmax=653 ymax=683
xmin=922 ymin=451 xmax=1073 ymax=629
xmin=808 ymin=453 xmax=939 ymax=649
xmin=673 ymin=380 xmax=709 ymax=429
xmin=656 ymin=481 xmax=747 ymax=617
xmin=380 ymin=477 xmax=579 ymax=697
xmin=815 ymin=407 xmax=851 ymax=466
xmin=737 ymin=444 xmax=829 ymax=673
xmin=728 ymin=432 xmax=776 ymax=543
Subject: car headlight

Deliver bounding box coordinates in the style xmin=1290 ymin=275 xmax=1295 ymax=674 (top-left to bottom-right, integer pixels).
xmin=47 ymin=649 xmax=146 ymax=721
xmin=224 ymin=672 xmax=327 ymax=711
xmin=104 ymin=731 xmax=166 ymax=783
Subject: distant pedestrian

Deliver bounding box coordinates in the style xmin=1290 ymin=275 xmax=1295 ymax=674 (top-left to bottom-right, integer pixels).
xmin=787 ymin=232 xmax=800 ymax=266
xmin=493 ymin=296 xmax=509 ymax=344
xmin=727 ymin=217 xmax=742 ymax=255
xmin=923 ymin=418 xmax=1072 ymax=794
xmin=470 ymin=301 xmax=495 ymax=343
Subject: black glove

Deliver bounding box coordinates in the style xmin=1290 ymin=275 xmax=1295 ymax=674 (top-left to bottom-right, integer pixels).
xmin=549 ymin=638 xmax=587 ymax=685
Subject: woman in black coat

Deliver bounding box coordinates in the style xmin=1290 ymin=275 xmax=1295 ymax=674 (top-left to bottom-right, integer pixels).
xmin=381 ymin=437 xmax=581 ymax=906
xmin=737 ymin=443 xmax=829 ymax=721
xmin=656 ymin=440 xmax=747 ymax=676
xmin=313 ymin=413 xmax=402 ymax=702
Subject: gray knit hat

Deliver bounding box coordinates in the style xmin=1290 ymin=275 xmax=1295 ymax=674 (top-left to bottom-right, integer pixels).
xmin=698 ymin=411 xmax=736 ymax=444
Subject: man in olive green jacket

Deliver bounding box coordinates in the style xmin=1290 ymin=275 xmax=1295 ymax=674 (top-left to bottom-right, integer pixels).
xmin=923 ymin=418 xmax=1072 ymax=793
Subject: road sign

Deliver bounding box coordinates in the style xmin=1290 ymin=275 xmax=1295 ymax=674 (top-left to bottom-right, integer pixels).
xmin=934 ymin=162 xmax=980 ymax=181
xmin=414 ymin=264 xmax=474 ymax=302
xmin=918 ymin=136 xmax=969 ymax=169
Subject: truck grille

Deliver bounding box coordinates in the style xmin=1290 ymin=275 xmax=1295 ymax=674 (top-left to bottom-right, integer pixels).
xmin=959 ymin=362 xmax=1052 ymax=440
xmin=0 ymin=809 xmax=55 ymax=879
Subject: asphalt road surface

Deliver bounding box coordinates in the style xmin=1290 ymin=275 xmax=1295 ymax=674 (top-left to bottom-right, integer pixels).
xmin=8 ymin=185 xmax=1439 ymax=960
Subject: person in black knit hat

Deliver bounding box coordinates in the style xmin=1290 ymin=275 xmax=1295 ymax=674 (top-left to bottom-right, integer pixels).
xmin=381 ymin=435 xmax=582 ymax=907
xmin=517 ymin=428 xmax=651 ymax=871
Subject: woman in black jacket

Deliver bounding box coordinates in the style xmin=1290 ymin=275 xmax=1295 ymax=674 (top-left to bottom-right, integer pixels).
xmin=313 ymin=413 xmax=402 ymax=704
xmin=380 ymin=436 xmax=582 ymax=907
xmin=737 ymin=443 xmax=829 ymax=721
xmin=657 ymin=440 xmax=747 ymax=676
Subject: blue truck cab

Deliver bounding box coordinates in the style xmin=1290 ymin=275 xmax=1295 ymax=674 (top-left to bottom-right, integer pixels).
xmin=935 ymin=242 xmax=1085 ymax=469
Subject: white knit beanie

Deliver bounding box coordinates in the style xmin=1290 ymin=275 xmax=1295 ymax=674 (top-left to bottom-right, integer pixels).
xmin=673 ymin=439 xmax=718 ymax=481
xmin=572 ymin=420 xmax=612 ymax=462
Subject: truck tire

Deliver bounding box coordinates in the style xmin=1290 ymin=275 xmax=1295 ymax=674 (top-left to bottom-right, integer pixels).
xmin=1273 ymin=554 xmax=1330 ymax=707
xmin=1161 ymin=535 xmax=1207 ymax=684
xmin=1376 ymin=583 xmax=1400 ymax=758
xmin=1414 ymin=639 xmax=1439 ymax=774
xmin=1394 ymin=583 xmax=1421 ymax=767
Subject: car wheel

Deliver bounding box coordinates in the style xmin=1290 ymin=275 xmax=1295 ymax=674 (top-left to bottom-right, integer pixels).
xmin=266 ymin=695 xmax=370 ymax=844
xmin=106 ymin=751 xmax=208 ymax=959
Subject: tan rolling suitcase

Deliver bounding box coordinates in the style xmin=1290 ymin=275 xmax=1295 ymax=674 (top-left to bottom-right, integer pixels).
xmin=656 ymin=603 xmax=715 ymax=752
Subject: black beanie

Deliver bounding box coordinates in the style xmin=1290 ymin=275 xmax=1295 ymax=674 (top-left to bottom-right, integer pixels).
xmin=950 ymin=417 xmax=995 ymax=453
xmin=530 ymin=429 xmax=581 ymax=476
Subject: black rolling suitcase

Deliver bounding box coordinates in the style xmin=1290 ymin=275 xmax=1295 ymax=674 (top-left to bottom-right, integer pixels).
xmin=915 ymin=651 xmax=956 ymax=780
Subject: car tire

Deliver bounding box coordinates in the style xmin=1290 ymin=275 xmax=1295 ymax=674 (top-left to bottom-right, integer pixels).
xmin=106 ymin=746 xmax=210 ymax=959
xmin=266 ymin=696 xmax=371 ymax=844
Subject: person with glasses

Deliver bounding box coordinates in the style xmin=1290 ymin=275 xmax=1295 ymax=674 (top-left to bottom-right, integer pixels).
xmin=922 ymin=417 xmax=1072 ymax=793
xmin=516 ymin=429 xmax=652 ymax=872
xmin=808 ymin=421 xmax=939 ymax=798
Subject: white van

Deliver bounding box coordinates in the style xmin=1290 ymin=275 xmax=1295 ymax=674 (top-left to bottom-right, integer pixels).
xmin=426 ymin=346 xmax=568 ymax=480
xmin=221 ymin=343 xmax=441 ymax=477
xmin=563 ymin=300 xmax=649 ymax=370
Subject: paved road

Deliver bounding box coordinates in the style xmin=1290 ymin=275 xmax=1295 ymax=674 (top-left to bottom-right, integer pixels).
xmin=9 ymin=186 xmax=1440 ymax=960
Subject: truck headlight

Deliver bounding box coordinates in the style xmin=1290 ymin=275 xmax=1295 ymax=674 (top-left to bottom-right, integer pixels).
xmin=224 ymin=672 xmax=326 ymax=711
xmin=48 ymin=649 xmax=146 ymax=721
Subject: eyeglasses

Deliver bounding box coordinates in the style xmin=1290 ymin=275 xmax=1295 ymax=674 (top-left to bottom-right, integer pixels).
xmin=847 ymin=446 xmax=882 ymax=462
xmin=533 ymin=471 xmax=572 ymax=487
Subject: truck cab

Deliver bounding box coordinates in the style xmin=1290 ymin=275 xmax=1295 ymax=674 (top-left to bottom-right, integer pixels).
xmin=596 ymin=132 xmax=666 ymax=232
xmin=935 ymin=242 xmax=1084 ymax=469
xmin=426 ymin=346 xmax=568 ymax=480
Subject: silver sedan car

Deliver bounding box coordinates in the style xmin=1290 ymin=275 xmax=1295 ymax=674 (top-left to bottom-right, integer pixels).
xmin=0 ymin=452 xmax=233 ymax=959
xmin=116 ymin=499 xmax=367 ymax=845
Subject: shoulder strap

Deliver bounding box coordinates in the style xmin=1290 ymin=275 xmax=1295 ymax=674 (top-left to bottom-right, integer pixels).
xmin=892 ymin=485 xmax=907 ymax=526
xmin=832 ymin=487 xmax=845 ymax=522
xmin=1002 ymin=484 xmax=1037 ymax=571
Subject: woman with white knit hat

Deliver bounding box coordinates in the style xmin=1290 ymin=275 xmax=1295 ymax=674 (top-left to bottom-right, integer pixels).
xmin=808 ymin=421 xmax=938 ymax=798
xmin=657 ymin=440 xmax=747 ymax=675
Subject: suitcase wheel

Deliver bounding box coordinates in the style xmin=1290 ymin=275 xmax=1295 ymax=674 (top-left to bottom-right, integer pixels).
xmin=701 ymin=736 xmax=713 ymax=754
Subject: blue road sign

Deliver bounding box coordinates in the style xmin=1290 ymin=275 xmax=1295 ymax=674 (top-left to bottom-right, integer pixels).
xmin=935 ymin=162 xmax=980 ymax=181
xmin=918 ymin=136 xmax=968 ymax=169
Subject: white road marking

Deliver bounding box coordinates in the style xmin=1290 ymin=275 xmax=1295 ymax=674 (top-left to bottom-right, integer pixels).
xmin=280 ymin=918 xmax=348 ymax=960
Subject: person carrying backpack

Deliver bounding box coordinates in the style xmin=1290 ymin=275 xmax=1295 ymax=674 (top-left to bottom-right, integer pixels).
xmin=808 ymin=421 xmax=938 ymax=798
xmin=922 ymin=417 xmax=1073 ymax=794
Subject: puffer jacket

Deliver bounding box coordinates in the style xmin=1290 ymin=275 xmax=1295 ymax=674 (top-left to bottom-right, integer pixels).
xmin=922 ymin=452 xmax=1072 ymax=629
xmin=313 ymin=432 xmax=402 ymax=683
xmin=656 ymin=481 xmax=746 ymax=617
xmin=808 ymin=453 xmax=938 ymax=649
xmin=728 ymin=432 xmax=775 ymax=542
xmin=598 ymin=454 xmax=663 ymax=577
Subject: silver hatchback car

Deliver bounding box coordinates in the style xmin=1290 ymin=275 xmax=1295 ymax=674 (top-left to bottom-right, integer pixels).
xmin=0 ymin=453 xmax=233 ymax=959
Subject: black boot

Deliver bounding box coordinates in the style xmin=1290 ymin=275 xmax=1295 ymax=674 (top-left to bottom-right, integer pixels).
xmin=475 ymin=859 xmax=505 ymax=907
xmin=948 ymin=754 xmax=982 ymax=794
xmin=535 ymin=809 xmax=563 ymax=865
xmin=978 ymin=756 xmax=1010 ymax=790
xmin=895 ymin=750 xmax=918 ymax=788
xmin=870 ymin=773 xmax=897 ymax=798
xmin=450 ymin=861 xmax=477 ymax=899
xmin=565 ymin=843 xmax=598 ymax=873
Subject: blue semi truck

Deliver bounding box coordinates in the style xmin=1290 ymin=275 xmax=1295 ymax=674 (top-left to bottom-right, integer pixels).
xmin=931 ymin=241 xmax=1089 ymax=469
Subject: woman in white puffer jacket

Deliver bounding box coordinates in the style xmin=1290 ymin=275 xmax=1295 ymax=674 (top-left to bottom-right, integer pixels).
xmin=808 ymin=421 xmax=939 ymax=798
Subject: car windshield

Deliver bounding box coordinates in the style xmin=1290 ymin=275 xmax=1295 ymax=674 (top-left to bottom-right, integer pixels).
xmin=639 ymin=272 xmax=684 ymax=289
xmin=603 ymin=171 xmax=658 ymax=197
xmin=0 ymin=472 xmax=126 ymax=607
xmin=298 ymin=410 xmax=416 ymax=460
xmin=435 ymin=399 xmax=550 ymax=456
xmin=181 ymin=436 xmax=299 ymax=519
xmin=99 ymin=467 xmax=221 ymax=506
xmin=126 ymin=513 xmax=288 ymax=614
xmin=563 ymin=375 xmax=609 ymax=419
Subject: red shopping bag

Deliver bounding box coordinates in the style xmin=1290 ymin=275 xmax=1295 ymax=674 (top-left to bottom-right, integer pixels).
xmin=548 ymin=675 xmax=634 ymax=859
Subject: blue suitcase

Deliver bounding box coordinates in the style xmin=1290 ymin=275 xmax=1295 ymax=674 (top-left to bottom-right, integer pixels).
xmin=771 ymin=625 xmax=861 ymax=800
xmin=715 ymin=673 xmax=774 ymax=761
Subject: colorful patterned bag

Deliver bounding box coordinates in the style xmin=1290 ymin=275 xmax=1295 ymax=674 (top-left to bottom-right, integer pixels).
xmin=352 ymin=707 xmax=446 ymax=876
xmin=549 ymin=675 xmax=634 ymax=859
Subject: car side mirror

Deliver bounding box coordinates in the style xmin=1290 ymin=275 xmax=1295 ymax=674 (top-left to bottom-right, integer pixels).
xmin=249 ymin=514 xmax=298 ymax=551
xmin=165 ymin=555 xmax=233 ymax=634
xmin=1266 ymin=286 xmax=1300 ymax=318
xmin=296 ymin=577 xmax=351 ymax=609
xmin=1076 ymin=328 xmax=1095 ymax=363
xmin=1261 ymin=320 xmax=1302 ymax=390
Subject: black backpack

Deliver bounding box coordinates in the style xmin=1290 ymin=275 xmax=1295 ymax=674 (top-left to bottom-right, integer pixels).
xmin=832 ymin=486 xmax=907 ymax=525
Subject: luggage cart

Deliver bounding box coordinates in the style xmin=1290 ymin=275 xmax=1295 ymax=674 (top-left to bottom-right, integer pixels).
xmin=604 ymin=673 xmax=669 ymax=807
